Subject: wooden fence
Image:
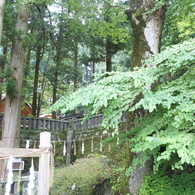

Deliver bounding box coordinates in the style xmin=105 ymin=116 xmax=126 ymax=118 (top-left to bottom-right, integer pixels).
xmin=0 ymin=112 xmax=126 ymax=132
xmin=0 ymin=132 xmax=53 ymax=195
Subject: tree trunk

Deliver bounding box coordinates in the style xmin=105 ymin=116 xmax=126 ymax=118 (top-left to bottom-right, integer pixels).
xmin=72 ymin=40 xmax=79 ymax=115
xmin=0 ymin=1 xmax=28 ymax=181
xmin=0 ymin=46 xmax=7 ymax=110
xmin=0 ymin=0 xmax=5 ymax=108
xmin=125 ymin=1 xmax=167 ymax=194
xmin=37 ymin=54 xmax=50 ymax=117
xmin=32 ymin=45 xmax=42 ymax=117
xmin=92 ymin=61 xmax=95 ymax=81
xmin=74 ymin=40 xmax=79 ymax=91
xmin=0 ymin=0 xmax=5 ymax=44
xmin=24 ymin=30 xmax=33 ymax=80
xmin=52 ymin=5 xmax=64 ymax=119
xmin=52 ymin=50 xmax=60 ymax=119
xmin=105 ymin=39 xmax=112 ymax=72
xmin=126 ymin=0 xmax=167 ymax=70
xmin=2 ymin=3 xmax=28 ymax=147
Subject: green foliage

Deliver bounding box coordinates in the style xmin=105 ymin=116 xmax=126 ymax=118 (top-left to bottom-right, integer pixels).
xmin=162 ymin=0 xmax=195 ymax=47
xmin=49 ymin=140 xmax=130 ymax=195
xmin=2 ymin=1 xmax=17 ymax=44
xmin=129 ymin=38 xmax=195 ymax=172
xmin=28 ymin=0 xmax=54 ymax=3
xmin=63 ymin=0 xmax=130 ymax=44
xmin=51 ymin=66 xmax=157 ymax=132
xmin=4 ymin=66 xmax=18 ymax=99
xmin=51 ymin=38 xmax=195 ymax=173
xmin=144 ymin=0 xmax=168 ymax=15
xmin=107 ymin=142 xmax=131 ymax=195
xmin=138 ymin=172 xmax=195 ymax=195
xmin=50 ymin=156 xmax=113 ymax=195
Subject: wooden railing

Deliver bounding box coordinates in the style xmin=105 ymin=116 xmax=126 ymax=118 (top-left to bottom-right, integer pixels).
xmin=0 ymin=112 xmax=126 ymax=132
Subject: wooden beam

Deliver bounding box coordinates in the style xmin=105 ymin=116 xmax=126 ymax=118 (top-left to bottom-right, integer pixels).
xmin=38 ymin=132 xmax=51 ymax=195
xmin=0 ymin=148 xmax=42 ymax=158
xmin=0 ymin=132 xmax=53 ymax=195
xmin=0 ymin=141 xmax=3 ymax=147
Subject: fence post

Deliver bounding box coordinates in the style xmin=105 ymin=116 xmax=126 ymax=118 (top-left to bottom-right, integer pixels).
xmin=66 ymin=130 xmax=73 ymax=166
xmin=38 ymin=132 xmax=52 ymax=195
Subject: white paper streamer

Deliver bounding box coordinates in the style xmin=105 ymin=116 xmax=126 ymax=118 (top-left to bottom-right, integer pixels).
xmin=5 ymin=156 xmax=13 ymax=195
xmin=100 ymin=135 xmax=102 ymax=152
xmin=91 ymin=137 xmax=94 ymax=152
xmin=28 ymin=158 xmax=35 ymax=195
xmin=71 ymin=183 xmax=76 ymax=190
xmin=63 ymin=141 xmax=66 ymax=156
xmin=117 ymin=132 xmax=119 ymax=146
xmin=26 ymin=140 xmax=30 ymax=149
xmin=81 ymin=140 xmax=84 ymax=154
xmin=117 ymin=137 xmax=119 ymax=146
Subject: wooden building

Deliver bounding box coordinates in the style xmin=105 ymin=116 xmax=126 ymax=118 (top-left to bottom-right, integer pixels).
xmin=0 ymin=97 xmax=32 ymax=116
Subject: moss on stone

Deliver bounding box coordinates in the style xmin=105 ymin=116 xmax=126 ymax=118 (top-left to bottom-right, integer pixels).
xmin=50 ymin=156 xmax=113 ymax=195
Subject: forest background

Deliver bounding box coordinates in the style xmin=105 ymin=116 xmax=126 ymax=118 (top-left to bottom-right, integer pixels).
xmin=0 ymin=0 xmax=195 ymax=194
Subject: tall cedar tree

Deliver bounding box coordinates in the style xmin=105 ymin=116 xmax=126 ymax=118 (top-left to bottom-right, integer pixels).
xmin=2 ymin=3 xmax=29 ymax=147
xmin=0 ymin=0 xmax=5 ymax=44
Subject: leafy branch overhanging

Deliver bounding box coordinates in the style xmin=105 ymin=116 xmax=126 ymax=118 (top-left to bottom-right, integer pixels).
xmin=51 ymin=38 xmax=195 ymax=171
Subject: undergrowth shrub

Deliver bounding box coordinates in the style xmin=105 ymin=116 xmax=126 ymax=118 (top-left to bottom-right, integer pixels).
xmin=50 ymin=156 xmax=113 ymax=195
xmin=138 ymin=172 xmax=195 ymax=195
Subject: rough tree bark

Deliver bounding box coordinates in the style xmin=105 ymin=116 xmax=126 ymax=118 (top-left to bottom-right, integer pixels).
xmin=0 ymin=46 xmax=7 ymax=113
xmin=2 ymin=3 xmax=29 ymax=148
xmin=52 ymin=48 xmax=60 ymax=119
xmin=105 ymin=37 xmax=121 ymax=72
xmin=73 ymin=40 xmax=79 ymax=91
xmin=32 ymin=45 xmax=42 ymax=117
xmin=105 ymin=38 xmax=112 ymax=72
xmin=51 ymin=6 xmax=64 ymax=119
xmin=125 ymin=0 xmax=167 ymax=194
xmin=0 ymin=0 xmax=5 ymax=44
xmin=0 ymin=1 xmax=29 ymax=181
xmin=126 ymin=0 xmax=167 ymax=70
xmin=0 ymin=0 xmax=5 ymax=109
